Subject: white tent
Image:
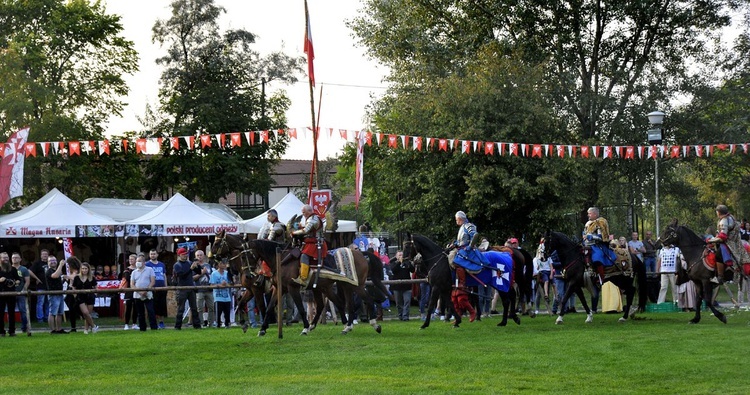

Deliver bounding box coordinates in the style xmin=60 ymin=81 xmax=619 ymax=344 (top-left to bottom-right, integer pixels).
xmin=0 ymin=188 xmax=120 ymax=238
xmin=125 ymin=193 xmax=240 ymax=236
xmin=242 ymin=192 xmax=357 ymax=234
xmin=81 ymin=197 xmax=243 ymax=223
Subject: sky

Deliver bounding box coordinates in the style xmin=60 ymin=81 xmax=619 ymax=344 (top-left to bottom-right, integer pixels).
xmin=103 ymin=0 xmax=388 ymax=160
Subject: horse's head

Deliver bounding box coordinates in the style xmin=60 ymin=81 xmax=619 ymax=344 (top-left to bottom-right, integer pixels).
xmin=211 ymin=230 xmax=231 ymax=259
xmin=659 ymin=218 xmax=680 ymax=247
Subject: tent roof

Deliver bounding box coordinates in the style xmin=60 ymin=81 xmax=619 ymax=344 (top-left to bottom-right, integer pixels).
xmin=0 ymin=188 xmax=119 ymax=238
xmin=81 ymin=197 xmax=242 ymax=223
xmin=127 ymin=193 xmax=236 ymax=226
xmin=242 ymin=192 xmax=357 ymax=233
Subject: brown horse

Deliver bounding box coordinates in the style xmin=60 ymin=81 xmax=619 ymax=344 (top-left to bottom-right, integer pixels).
xmin=213 ymin=231 xmax=389 ymax=335
xmin=659 ymin=220 xmax=727 ymax=324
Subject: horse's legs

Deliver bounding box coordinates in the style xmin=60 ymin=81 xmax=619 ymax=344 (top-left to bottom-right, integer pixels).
xmin=309 ymin=289 xmax=327 ymax=330
xmin=497 ymin=293 xmax=513 ymax=327
xmin=555 ymin=282 xmax=578 ymax=324
xmin=350 ymin=285 xmax=382 ymax=333
xmin=690 ymin=281 xmax=703 ymax=324
xmin=705 ymin=283 xmax=727 ymax=324
xmin=258 ymin=287 xmax=280 ymax=336
xmin=236 ymin=289 xmax=252 ymax=333
xmin=421 ymin=284 xmax=441 ymax=329
xmin=575 ymin=284 xmax=592 ymax=322
xmin=287 ymin=288 xmax=310 ymax=335
xmin=442 ymin=287 xmax=461 ymax=328
xmin=621 ymin=280 xmax=637 ymax=321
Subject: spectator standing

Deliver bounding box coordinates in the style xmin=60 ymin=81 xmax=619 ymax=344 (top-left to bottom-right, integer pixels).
xmin=45 ymin=256 xmax=67 ymax=334
xmin=63 ymin=258 xmax=81 ymax=333
xmin=550 ymin=251 xmax=577 ymax=314
xmin=740 ymin=221 xmax=750 ymax=241
xmin=676 ymin=251 xmax=697 ymax=311
xmin=31 ymin=249 xmax=49 ymax=323
xmin=657 ymin=244 xmax=680 ymax=304
xmin=131 ymin=255 xmax=158 ymax=331
xmin=12 ymin=252 xmax=39 ymax=333
xmin=210 ymin=259 xmax=232 ymax=328
xmin=120 ymin=255 xmax=137 ymax=330
xmin=192 ymin=250 xmax=215 ymax=327
xmin=627 ymin=232 xmax=646 ymax=263
xmin=146 ymin=249 xmax=168 ymax=329
xmin=173 ymin=247 xmax=201 ymax=330
xmin=0 ymin=252 xmax=20 ymax=336
xmin=533 ymin=244 xmax=552 ymax=314
xmin=72 ymin=261 xmax=99 ymax=334
xmin=642 ymin=231 xmax=658 ymax=273
xmin=390 ymin=251 xmax=414 ymax=321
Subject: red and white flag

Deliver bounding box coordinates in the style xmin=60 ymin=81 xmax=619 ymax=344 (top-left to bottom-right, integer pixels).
xmin=355 ymin=131 xmax=365 ymax=209
xmin=309 ymin=189 xmax=331 ymax=217
xmin=0 ymin=127 xmax=29 ymax=207
xmin=304 ymin=0 xmax=315 ymax=87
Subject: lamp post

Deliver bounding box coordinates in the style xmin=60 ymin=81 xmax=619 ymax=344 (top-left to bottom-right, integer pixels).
xmin=647 ymin=111 xmax=665 ymax=235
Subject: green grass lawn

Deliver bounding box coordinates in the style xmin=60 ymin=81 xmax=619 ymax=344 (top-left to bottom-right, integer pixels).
xmin=3 ymin=307 xmax=750 ymax=395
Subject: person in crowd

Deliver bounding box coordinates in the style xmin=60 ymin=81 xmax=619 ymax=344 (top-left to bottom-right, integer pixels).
xmin=656 ymin=243 xmax=680 ymax=304
xmin=131 ymin=254 xmax=158 ymax=331
xmin=740 ymin=220 xmax=750 ymax=242
xmin=291 ymin=204 xmax=326 ymax=286
xmin=102 ymin=265 xmax=112 ymax=280
xmin=583 ymin=206 xmax=615 ymax=284
xmin=31 ymin=249 xmax=49 ymax=323
xmin=258 ymin=209 xmax=287 ymax=243
xmin=45 ymin=256 xmax=67 ymax=334
xmin=120 ymin=255 xmax=138 ymax=330
xmin=210 ymin=259 xmax=232 ymax=328
xmin=550 ymin=250 xmax=577 ymax=314
xmin=533 ymin=243 xmax=552 ymax=314
xmin=390 ymin=251 xmax=414 ymax=321
xmin=146 ymin=249 xmax=168 ymax=329
xmin=173 ymin=247 xmax=201 ymax=330
xmin=676 ymin=250 xmax=697 ymax=311
xmin=0 ymin=252 xmax=20 ymax=336
xmin=627 ymin=232 xmax=646 ymax=263
xmin=12 ymin=252 xmax=39 ymax=333
xmin=110 ymin=264 xmax=118 ymax=279
xmin=707 ymin=205 xmax=750 ymax=284
xmin=94 ymin=265 xmax=104 ymax=281
xmin=71 ymin=260 xmax=99 ymax=334
xmin=642 ymin=231 xmax=658 ymax=273
xmin=414 ymin=254 xmax=431 ymax=322
xmin=192 ymin=250 xmax=215 ymax=327
xmin=353 ymin=225 xmax=370 ymax=252
xmin=63 ymin=258 xmax=81 ymax=332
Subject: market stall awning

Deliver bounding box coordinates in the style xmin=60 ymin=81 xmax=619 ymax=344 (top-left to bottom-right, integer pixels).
xmin=125 ymin=193 xmax=239 ymax=236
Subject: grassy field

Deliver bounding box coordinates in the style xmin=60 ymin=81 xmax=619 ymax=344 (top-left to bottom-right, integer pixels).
xmin=3 ymin=307 xmax=750 ymax=395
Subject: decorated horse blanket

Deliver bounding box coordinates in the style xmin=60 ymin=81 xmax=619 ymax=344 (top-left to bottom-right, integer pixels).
xmin=455 ymin=249 xmax=514 ymax=293
xmin=314 ymin=248 xmax=359 ymax=286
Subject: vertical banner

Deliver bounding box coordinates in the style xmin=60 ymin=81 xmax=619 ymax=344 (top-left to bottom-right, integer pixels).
xmin=0 ymin=127 xmax=30 ymax=207
xmin=309 ymin=189 xmax=331 ymax=217
xmin=355 ymin=131 xmax=365 ymax=209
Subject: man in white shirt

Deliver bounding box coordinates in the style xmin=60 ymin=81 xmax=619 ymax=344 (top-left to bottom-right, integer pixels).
xmin=656 ymin=244 xmax=680 ymax=304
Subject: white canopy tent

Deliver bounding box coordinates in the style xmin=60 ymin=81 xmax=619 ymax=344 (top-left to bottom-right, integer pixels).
xmin=81 ymin=197 xmax=243 ymax=223
xmin=124 ymin=193 xmax=240 ymax=236
xmin=241 ymin=192 xmax=357 ymax=234
xmin=0 ymin=188 xmax=120 ymax=238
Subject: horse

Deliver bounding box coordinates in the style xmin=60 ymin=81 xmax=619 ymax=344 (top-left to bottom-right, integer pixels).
xmin=658 ymin=220 xmax=727 ymax=324
xmin=542 ymin=230 xmax=647 ymax=324
xmin=402 ymin=234 xmax=521 ymax=328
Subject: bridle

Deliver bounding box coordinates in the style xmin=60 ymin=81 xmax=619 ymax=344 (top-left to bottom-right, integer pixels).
xmin=403 ymin=238 xmax=446 ymax=275
xmin=213 ymin=234 xmax=260 ymax=274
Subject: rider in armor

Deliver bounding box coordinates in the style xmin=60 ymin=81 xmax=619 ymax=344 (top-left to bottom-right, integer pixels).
xmin=583 ymin=207 xmax=615 ymax=283
xmin=257 ymin=209 xmax=287 ymax=244
xmin=291 ymin=205 xmax=327 ymax=286
xmin=449 ymin=211 xmax=477 ymax=296
xmin=706 ymin=205 xmax=750 ymax=284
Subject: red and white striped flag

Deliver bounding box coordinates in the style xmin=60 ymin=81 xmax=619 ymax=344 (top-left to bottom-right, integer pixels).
xmin=0 ymin=127 xmax=29 ymax=207
xmin=355 ymin=130 xmax=365 ymax=209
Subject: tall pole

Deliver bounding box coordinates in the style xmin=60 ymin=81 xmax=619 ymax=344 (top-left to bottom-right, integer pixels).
xmin=305 ymin=0 xmax=318 ymax=198
xmin=655 ymin=155 xmax=660 ymax=235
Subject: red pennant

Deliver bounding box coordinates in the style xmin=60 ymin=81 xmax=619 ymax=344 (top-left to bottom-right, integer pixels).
xmin=581 ymin=146 xmax=589 ymax=158
xmin=557 ymin=145 xmax=565 ymax=158
xmin=531 ymin=144 xmax=542 ymax=158
xmin=670 ymin=145 xmax=680 ymax=158
xmin=388 ymin=135 xmax=398 ymax=148
xmin=24 ymin=142 xmax=36 ymax=157
xmin=510 ymin=143 xmax=518 ymax=156
xmin=200 ymin=135 xmax=211 ymax=148
xmin=625 ymin=146 xmax=635 ymax=159
xmin=99 ymin=140 xmax=110 ymax=155
xmin=288 ymin=128 xmax=297 ymax=139
xmin=339 ymin=129 xmax=347 ymax=139
xmin=438 ymin=139 xmax=447 ymax=151
xmin=87 ymin=141 xmax=95 ymax=153
xmin=69 ymin=141 xmax=81 ymax=156
xmin=121 ymin=140 xmax=128 ymax=152
xmin=414 ymin=136 xmax=423 ymax=151
xmin=230 ymin=133 xmax=241 ymax=147
xmin=170 ymin=137 xmax=179 ymax=150
xmin=462 ymin=140 xmax=470 ymax=154
xmin=365 ymin=131 xmax=373 ymax=146
xmin=484 ymin=142 xmax=495 ymax=155
xmin=135 ymin=139 xmax=146 ymax=154
xmin=261 ymin=130 xmax=269 ymax=143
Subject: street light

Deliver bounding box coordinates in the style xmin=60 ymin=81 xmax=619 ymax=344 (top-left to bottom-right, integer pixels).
xmin=647 ymin=111 xmax=665 ymax=235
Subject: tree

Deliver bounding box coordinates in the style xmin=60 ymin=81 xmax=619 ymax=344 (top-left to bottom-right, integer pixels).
xmin=145 ymin=0 xmax=305 ymax=202
xmin=0 ymin=0 xmax=140 ymax=206
xmin=346 ymin=0 xmax=750 ymax=241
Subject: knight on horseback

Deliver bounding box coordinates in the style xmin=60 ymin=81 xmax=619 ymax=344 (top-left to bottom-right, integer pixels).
xmin=583 ymin=207 xmax=616 ymax=283
xmin=447 ymin=211 xmax=479 ymax=322
xmin=706 ymin=204 xmax=750 ymax=284
xmin=291 ymin=204 xmax=327 ymax=287
xmin=258 ymin=209 xmax=287 ymax=243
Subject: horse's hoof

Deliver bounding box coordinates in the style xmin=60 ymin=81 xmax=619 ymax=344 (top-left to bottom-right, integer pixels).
xmin=618 ymin=317 xmax=627 ymax=323
xmin=309 ymin=324 xmax=316 ymax=331
xmin=512 ymin=316 xmax=521 ymax=325
xmin=529 ymin=310 xmax=536 ymax=319
xmin=586 ymin=314 xmax=594 ymax=323
xmin=452 ymin=324 xmax=459 ymax=328
xmin=497 ymin=321 xmax=507 ymax=327
xmin=341 ymin=325 xmax=353 ymax=334
xmin=720 ymin=315 xmax=727 ymax=324
xmin=420 ymin=325 xmax=428 ymax=330
xmin=300 ymin=328 xmax=309 ymax=335
xmin=555 ymin=316 xmax=563 ymax=325
xmin=242 ymin=323 xmax=248 ymax=334
xmin=258 ymin=330 xmax=266 ymax=337
xmin=375 ymin=325 xmax=382 ymax=334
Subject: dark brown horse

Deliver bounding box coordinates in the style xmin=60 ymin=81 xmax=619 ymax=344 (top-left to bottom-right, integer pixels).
xmin=659 ymin=220 xmax=727 ymax=324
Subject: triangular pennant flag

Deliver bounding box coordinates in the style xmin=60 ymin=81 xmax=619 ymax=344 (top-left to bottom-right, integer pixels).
xmin=520 ymin=143 xmax=527 ymax=156
xmin=413 ymin=136 xmax=422 ymax=151
xmin=98 ymin=140 xmax=110 ymax=155
xmin=638 ymin=146 xmax=645 ymax=158
xmin=742 ymin=143 xmax=748 ymax=154
xmin=365 ymin=131 xmax=373 ymax=146
xmin=214 ymin=133 xmax=226 ymax=147
xmin=200 ymin=134 xmax=211 ymax=148
xmin=510 ymin=143 xmax=518 ymax=156
xmin=400 ymin=135 xmax=409 ymax=148
xmin=473 ymin=141 xmax=480 ymax=153
xmin=557 ymin=145 xmax=565 ymax=158
xmin=707 ymin=145 xmax=713 ymax=156
xmin=339 ymin=129 xmax=347 ymax=140
xmin=376 ymin=133 xmax=383 ymax=145
xmin=531 ymin=144 xmax=542 ymax=158
xmin=670 ymin=145 xmax=680 ymax=158
xmin=543 ymin=144 xmax=550 ymax=156
xmin=427 ymin=137 xmax=434 ymax=150
xmin=715 ymin=143 xmax=728 ymax=151
xmin=625 ymin=146 xmax=635 ymax=159
xmin=87 ymin=141 xmax=96 ymax=154
xmin=682 ymin=145 xmax=689 ymax=158
xmin=170 ymin=137 xmax=179 ymax=150
xmin=388 ymin=134 xmax=398 ymax=148
xmin=581 ymin=146 xmax=589 ymax=158
xmin=69 ymin=141 xmax=81 ymax=156
xmin=230 ymin=133 xmax=241 ymax=147
xmin=288 ymin=128 xmax=297 ymax=139
xmin=41 ymin=142 xmax=50 ymax=157
xmin=603 ymin=146 xmax=612 ymax=159
xmin=135 ymin=139 xmax=146 ymax=154
xmin=497 ymin=142 xmax=505 ymax=156
xmin=182 ymin=136 xmax=195 ymax=150
xmin=449 ymin=139 xmax=456 ymax=150
xmin=24 ymin=142 xmax=36 ymax=157
xmin=592 ymin=146 xmax=600 ymax=158
xmin=439 ymin=139 xmax=448 ymax=151
xmin=245 ymin=131 xmax=255 ymax=146
xmin=568 ymin=145 xmax=575 ymax=157
xmin=462 ymin=140 xmax=471 ymax=154
xmin=121 ymin=140 xmax=128 ymax=153
xmin=729 ymin=144 xmax=736 ymax=154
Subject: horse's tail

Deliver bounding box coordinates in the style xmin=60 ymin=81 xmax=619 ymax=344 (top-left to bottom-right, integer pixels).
xmin=632 ymin=255 xmax=648 ymax=311
xmin=364 ymin=251 xmax=393 ymax=303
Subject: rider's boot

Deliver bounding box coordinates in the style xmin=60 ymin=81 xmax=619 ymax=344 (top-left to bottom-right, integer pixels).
xmin=714 ymin=262 xmax=725 ymax=284
xmin=293 ymin=263 xmax=310 ymax=286
xmin=596 ymin=265 xmax=605 ymax=285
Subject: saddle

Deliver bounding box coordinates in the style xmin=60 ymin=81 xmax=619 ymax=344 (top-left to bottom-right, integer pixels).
xmin=606 ymin=246 xmax=633 ymax=278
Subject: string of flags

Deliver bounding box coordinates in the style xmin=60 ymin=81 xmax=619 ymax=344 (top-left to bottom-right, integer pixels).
xmin=10 ymin=127 xmax=749 ymax=159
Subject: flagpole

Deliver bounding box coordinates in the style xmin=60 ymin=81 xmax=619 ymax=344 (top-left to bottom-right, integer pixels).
xmin=305 ymin=0 xmax=318 ymax=199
